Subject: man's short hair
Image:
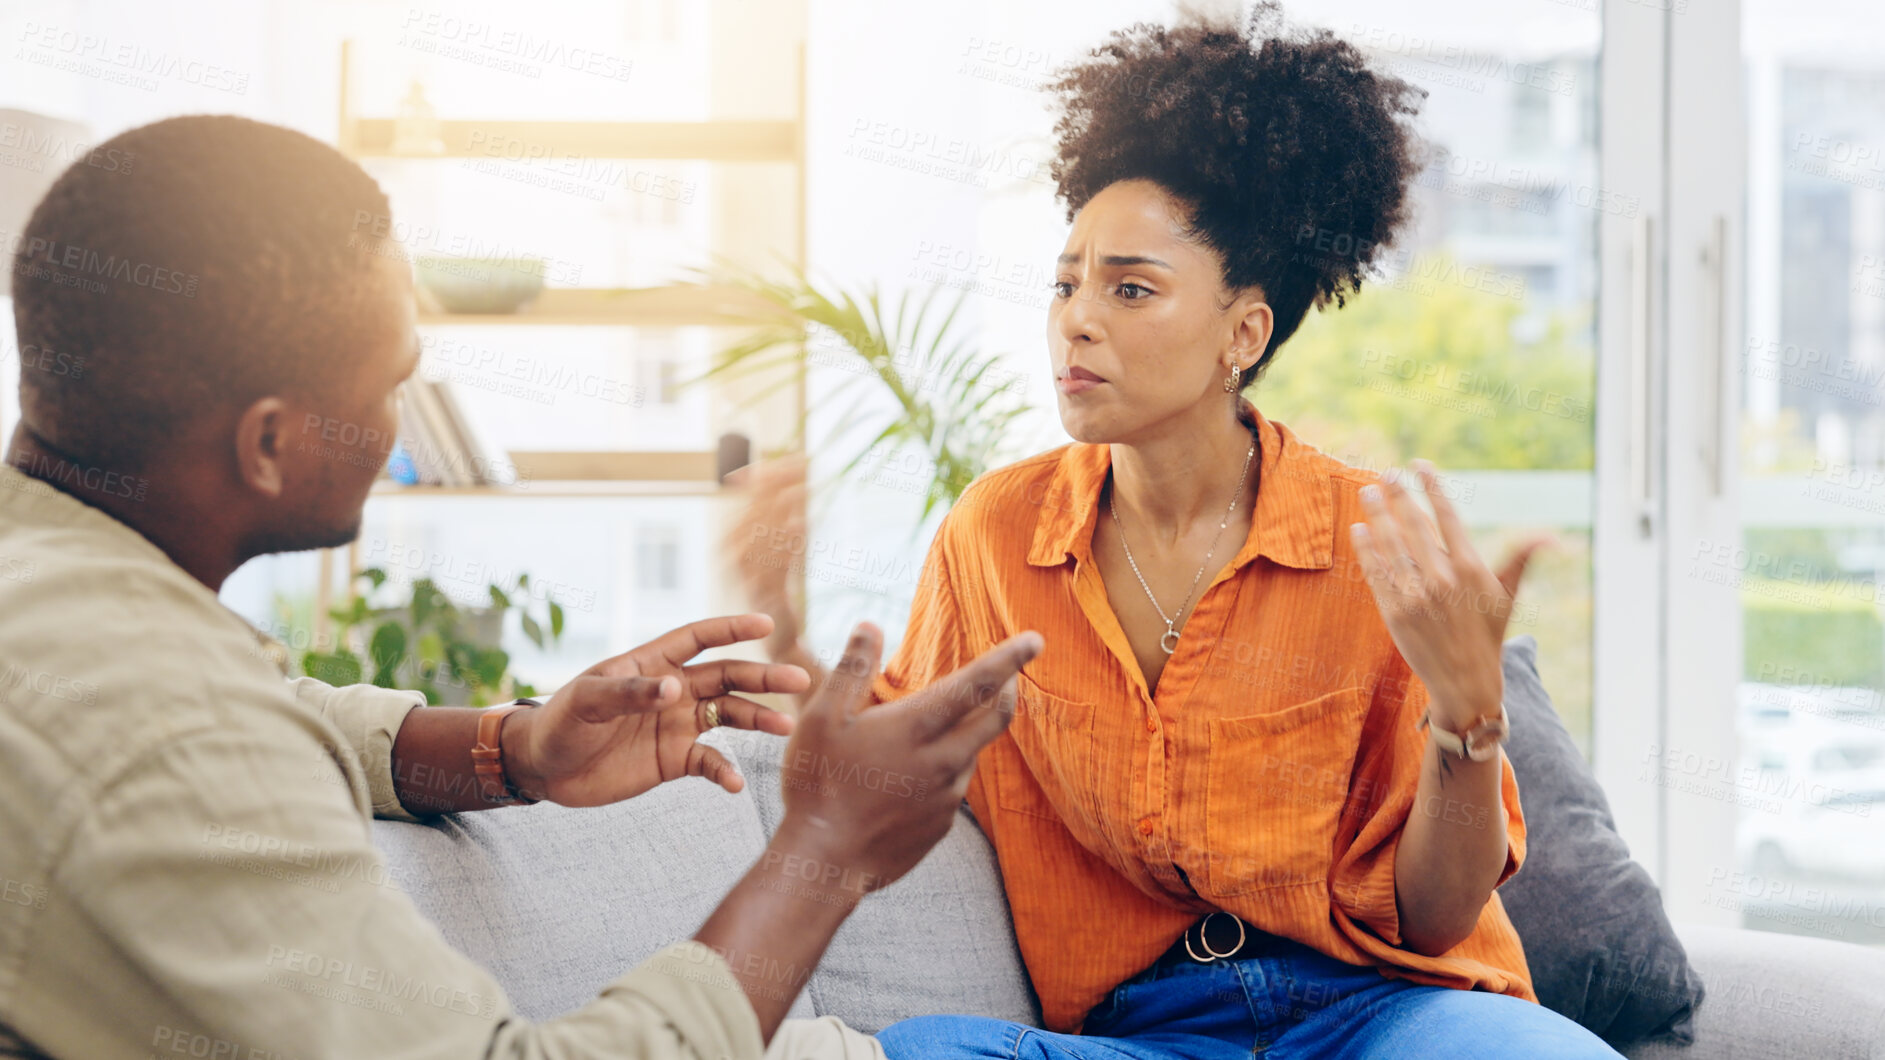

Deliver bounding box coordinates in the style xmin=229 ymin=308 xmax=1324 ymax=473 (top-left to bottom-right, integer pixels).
xmin=10 ymin=115 xmax=396 ymax=470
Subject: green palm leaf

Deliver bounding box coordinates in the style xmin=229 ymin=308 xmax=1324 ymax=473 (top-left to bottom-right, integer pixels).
xmin=689 ymin=265 xmax=1035 ymax=515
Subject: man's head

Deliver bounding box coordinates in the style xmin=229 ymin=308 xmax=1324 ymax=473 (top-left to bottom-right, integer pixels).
xmin=9 ymin=114 xmax=415 ymax=559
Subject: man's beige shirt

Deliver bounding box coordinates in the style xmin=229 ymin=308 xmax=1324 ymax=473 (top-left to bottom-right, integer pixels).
xmin=0 ymin=465 xmax=765 ymax=1059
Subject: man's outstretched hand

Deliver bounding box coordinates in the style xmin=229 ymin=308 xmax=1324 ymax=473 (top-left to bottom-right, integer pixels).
xmin=692 ymin=621 xmax=1044 ymax=1041
xmin=773 ymin=622 xmax=1043 ymax=890
xmin=504 ymin=613 xmax=810 ymax=806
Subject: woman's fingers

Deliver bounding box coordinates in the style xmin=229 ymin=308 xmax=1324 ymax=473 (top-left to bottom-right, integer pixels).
xmin=1356 ymin=483 xmax=1415 ymax=595
xmin=1350 ymin=516 xmax=1429 ymax=624
xmin=1348 ymin=521 xmax=1393 ymax=603
xmin=1495 ymin=535 xmax=1554 ymax=601
xmin=1380 ymin=468 xmax=1446 ymax=579
xmin=1412 ymin=460 xmax=1481 ymax=569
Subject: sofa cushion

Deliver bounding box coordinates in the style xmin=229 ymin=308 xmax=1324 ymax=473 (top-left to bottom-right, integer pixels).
xmin=370 ymin=733 xmax=814 ymax=1023
xmin=715 ymin=729 xmax=1043 ymax=1034
xmin=1623 ymin=922 xmax=1885 ymax=1060
xmin=1498 ymin=635 xmax=1705 ymax=1049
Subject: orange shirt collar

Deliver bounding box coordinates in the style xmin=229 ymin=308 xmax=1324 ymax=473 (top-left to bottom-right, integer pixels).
xmin=1025 ymin=400 xmax=1336 ymax=572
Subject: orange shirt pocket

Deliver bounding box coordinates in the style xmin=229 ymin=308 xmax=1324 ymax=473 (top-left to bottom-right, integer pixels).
xmin=1204 ymin=687 xmax=1371 ymax=896
xmin=994 ymin=674 xmax=1097 ymax=823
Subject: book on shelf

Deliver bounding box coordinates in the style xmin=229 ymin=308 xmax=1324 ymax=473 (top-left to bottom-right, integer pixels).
xmin=388 ymin=377 xmax=495 ymax=488
xmin=430 ymin=379 xmax=501 ymax=486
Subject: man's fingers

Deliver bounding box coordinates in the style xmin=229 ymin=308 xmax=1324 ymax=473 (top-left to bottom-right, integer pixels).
xmin=686 ymin=744 xmax=745 ymax=794
xmin=643 ymin=613 xmax=778 ymax=669
xmin=563 ymin=674 xmax=681 ymax=723
xmin=686 ymin=658 xmax=812 ymax=699
xmin=925 ymin=675 xmax=1017 ymax=766
xmin=804 ymin=623 xmax=883 ymax=722
xmin=904 ymin=632 xmax=1043 ymax=739
xmin=697 ymin=694 xmax=796 ymax=736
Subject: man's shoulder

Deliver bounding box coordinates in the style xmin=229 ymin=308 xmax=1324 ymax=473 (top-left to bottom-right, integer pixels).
xmin=0 ymin=524 xmax=317 ymax=796
xmin=0 ymin=532 xmax=274 ymax=685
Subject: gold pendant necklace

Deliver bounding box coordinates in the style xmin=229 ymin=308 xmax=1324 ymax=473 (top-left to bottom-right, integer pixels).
xmin=1108 ymin=439 xmax=1256 ymax=655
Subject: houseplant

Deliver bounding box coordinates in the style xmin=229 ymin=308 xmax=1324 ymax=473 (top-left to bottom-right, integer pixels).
xmin=693 ymin=268 xmax=1036 ymax=518
xmin=300 ymin=567 xmax=565 ymax=706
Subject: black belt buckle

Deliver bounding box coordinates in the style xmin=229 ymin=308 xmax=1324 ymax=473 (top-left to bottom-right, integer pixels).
xmin=1182 ymin=911 xmax=1249 ymax=963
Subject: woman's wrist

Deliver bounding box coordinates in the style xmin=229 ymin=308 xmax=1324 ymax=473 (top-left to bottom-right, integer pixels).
xmin=1421 ymin=694 xmax=1509 ymax=764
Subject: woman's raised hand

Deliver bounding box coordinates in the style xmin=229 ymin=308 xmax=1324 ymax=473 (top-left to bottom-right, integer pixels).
xmin=1348 ymin=459 xmax=1550 ymax=730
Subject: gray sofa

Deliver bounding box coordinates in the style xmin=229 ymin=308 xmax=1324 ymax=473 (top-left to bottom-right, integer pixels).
xmin=370 ymin=727 xmax=1885 ymax=1058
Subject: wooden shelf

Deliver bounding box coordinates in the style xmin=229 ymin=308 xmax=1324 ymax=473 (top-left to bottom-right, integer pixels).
xmin=370 ymin=480 xmax=722 ymax=499
xmin=508 ymin=450 xmax=721 ymax=481
xmin=374 ymin=450 xmax=725 ymax=495
xmin=343 ymin=118 xmax=800 ymax=163
xmin=417 ymin=284 xmax=792 ymax=328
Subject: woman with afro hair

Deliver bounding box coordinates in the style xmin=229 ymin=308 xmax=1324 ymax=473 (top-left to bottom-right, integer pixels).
xmin=740 ymin=6 xmax=1624 ymax=1058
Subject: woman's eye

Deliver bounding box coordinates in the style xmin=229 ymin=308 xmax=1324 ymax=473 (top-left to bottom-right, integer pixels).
xmin=1052 ymin=281 xmax=1075 ymax=298
xmin=1117 ymin=282 xmax=1151 ymax=300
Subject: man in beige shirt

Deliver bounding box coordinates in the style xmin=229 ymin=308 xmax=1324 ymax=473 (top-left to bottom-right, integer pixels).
xmin=0 ymin=115 xmax=1042 ymax=1058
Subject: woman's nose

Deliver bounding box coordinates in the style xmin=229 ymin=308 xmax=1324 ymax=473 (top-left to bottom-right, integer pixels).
xmin=1055 ymin=282 xmax=1099 ymax=345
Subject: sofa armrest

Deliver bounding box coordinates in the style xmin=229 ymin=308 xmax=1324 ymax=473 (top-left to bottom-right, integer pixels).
xmin=1623 ymin=923 xmax=1885 ymax=1060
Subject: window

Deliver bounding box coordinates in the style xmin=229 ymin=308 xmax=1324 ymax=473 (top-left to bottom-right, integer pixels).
xmin=636 ymin=524 xmax=681 ymax=592
xmin=1730 ymin=0 xmax=1885 ymax=942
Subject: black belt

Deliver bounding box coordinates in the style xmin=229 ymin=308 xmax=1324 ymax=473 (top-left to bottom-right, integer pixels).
xmin=1158 ymin=912 xmax=1269 ymax=967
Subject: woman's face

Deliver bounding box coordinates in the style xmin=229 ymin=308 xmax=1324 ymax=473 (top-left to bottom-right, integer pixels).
xmin=1047 ymin=178 xmax=1270 ymax=444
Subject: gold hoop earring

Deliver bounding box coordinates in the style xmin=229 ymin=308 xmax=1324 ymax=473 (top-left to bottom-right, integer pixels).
xmin=1224 ymin=364 xmax=1241 ymax=392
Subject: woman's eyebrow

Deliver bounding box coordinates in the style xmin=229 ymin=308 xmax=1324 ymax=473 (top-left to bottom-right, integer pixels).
xmin=1056 ymin=252 xmax=1175 ymax=270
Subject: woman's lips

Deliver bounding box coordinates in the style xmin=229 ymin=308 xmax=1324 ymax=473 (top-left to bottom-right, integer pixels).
xmin=1056 ymin=365 xmax=1105 ymax=395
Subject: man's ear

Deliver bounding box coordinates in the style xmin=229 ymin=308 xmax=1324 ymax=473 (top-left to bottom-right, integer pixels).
xmin=1228 ymin=291 xmax=1274 ymax=378
xmin=233 ymin=397 xmax=295 ymax=498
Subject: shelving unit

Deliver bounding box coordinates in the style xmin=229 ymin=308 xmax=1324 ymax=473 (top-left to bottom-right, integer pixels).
xmin=341 ymin=117 xmax=800 ymax=163
xmin=316 ymin=32 xmax=810 ymax=638
xmin=367 ymin=480 xmax=720 ymax=499
xmin=414 ymin=284 xmax=791 ymax=329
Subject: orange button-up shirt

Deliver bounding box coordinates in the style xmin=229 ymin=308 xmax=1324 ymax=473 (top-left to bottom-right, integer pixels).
xmin=872 ymin=402 xmax=1534 ymax=1033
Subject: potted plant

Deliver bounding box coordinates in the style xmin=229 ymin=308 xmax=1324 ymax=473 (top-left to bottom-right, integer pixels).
xmin=300 ymin=567 xmax=565 ymax=706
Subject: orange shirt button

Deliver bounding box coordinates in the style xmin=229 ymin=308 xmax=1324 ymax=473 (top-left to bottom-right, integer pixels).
xmin=1145 ymin=717 xmax=1157 ymax=733
xmin=1138 ymin=818 xmax=1154 ymax=836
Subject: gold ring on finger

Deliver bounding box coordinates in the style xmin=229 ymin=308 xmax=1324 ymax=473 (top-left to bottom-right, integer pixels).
xmin=703 ymin=699 xmax=722 ymax=731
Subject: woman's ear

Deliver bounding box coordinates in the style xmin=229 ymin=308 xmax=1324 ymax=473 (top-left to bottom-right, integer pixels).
xmin=1227 ymin=291 xmax=1274 ymax=378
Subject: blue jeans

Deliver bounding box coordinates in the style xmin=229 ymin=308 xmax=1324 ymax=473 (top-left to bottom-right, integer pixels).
xmin=879 ymin=936 xmax=1622 ymax=1060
